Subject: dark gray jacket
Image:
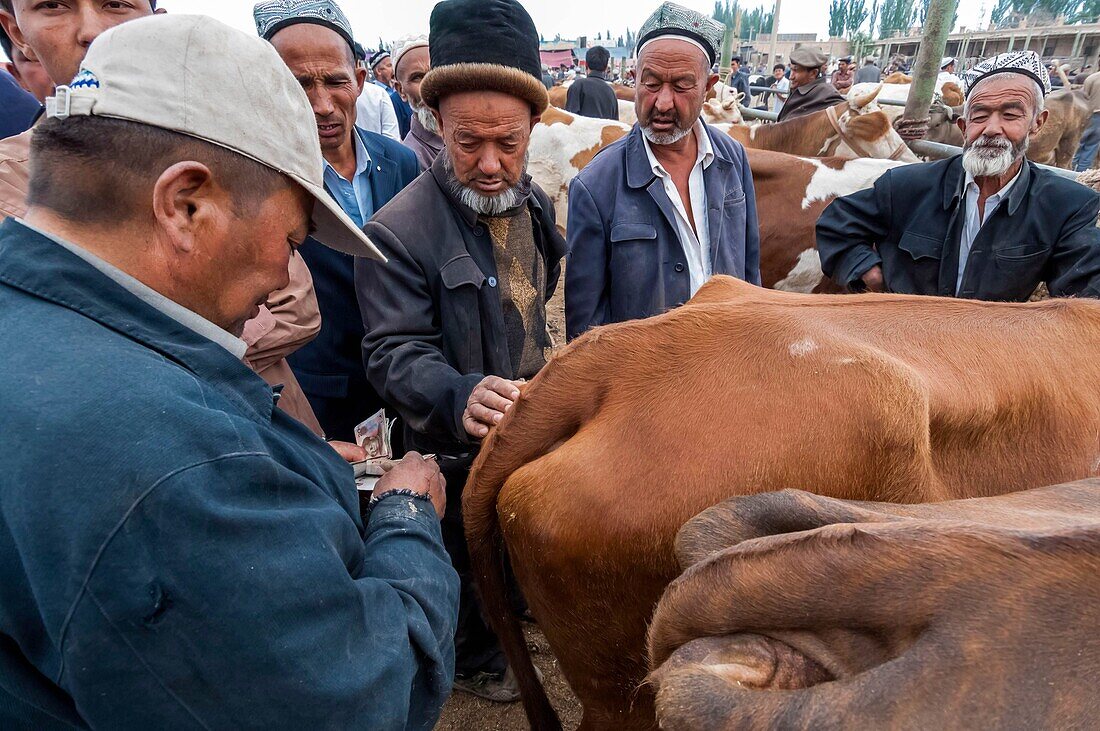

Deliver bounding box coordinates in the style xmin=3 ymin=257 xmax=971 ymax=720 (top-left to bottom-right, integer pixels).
xmin=565 ymin=71 xmax=619 ymax=120
xmin=356 ymin=155 xmax=565 ymax=462
xmin=817 ymin=155 xmax=1100 ymax=300
xmin=855 ymin=63 xmax=881 ymax=83
xmin=776 ymin=76 xmax=845 ymax=121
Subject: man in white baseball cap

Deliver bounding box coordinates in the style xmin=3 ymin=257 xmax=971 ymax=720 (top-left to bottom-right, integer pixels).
xmin=0 ymin=13 xmax=458 ymax=729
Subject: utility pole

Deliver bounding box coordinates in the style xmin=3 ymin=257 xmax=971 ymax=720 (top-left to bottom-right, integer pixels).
xmin=768 ymin=0 xmax=782 ymax=67
xmin=719 ymin=10 xmax=741 ymax=83
xmin=902 ymin=0 xmax=959 ymax=129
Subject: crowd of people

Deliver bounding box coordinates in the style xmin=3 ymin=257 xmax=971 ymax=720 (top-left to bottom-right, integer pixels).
xmin=1 ymin=0 xmax=1100 ymax=728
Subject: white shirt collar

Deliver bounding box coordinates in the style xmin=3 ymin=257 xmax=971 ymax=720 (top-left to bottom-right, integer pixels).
xmin=964 ymin=163 xmax=1023 ymax=205
xmin=19 ymin=219 xmax=248 ymax=359
xmin=641 ymin=119 xmax=715 ymax=178
xmin=323 ymin=127 xmax=371 ymax=183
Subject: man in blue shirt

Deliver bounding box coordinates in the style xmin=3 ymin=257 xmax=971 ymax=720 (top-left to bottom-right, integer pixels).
xmin=371 ymin=48 xmax=413 ymax=139
xmin=254 ymin=0 xmax=420 ymax=442
xmin=0 ymin=14 xmax=458 ymax=729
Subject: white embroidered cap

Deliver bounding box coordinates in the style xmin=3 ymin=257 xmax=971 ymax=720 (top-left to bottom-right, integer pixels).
xmin=45 ymin=14 xmax=384 ymax=261
xmin=960 ymin=50 xmax=1052 ymax=99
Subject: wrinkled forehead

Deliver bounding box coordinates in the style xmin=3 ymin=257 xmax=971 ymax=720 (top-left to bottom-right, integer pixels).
xmin=638 ymin=38 xmax=709 ymax=75
xmin=967 ymin=74 xmax=1039 ymax=111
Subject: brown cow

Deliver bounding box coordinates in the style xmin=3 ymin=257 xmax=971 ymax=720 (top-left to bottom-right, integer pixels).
xmin=463 ymin=277 xmax=1100 ymax=730
xmin=649 ymin=480 xmax=1100 ymax=729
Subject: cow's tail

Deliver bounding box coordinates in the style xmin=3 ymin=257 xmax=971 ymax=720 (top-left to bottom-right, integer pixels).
xmin=463 ymin=337 xmax=607 ymax=731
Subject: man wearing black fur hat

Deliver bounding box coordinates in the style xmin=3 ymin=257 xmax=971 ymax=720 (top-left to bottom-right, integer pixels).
xmin=355 ymin=0 xmax=566 ymax=703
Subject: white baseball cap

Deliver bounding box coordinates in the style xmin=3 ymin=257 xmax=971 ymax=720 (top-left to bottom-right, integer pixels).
xmin=44 ymin=14 xmax=384 ymax=261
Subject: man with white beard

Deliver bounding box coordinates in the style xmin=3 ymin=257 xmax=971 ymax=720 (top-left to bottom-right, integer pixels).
xmin=817 ymin=50 xmax=1100 ymax=301
xmin=392 ymin=34 xmax=443 ymax=169
xmin=354 ymin=0 xmax=565 ymax=702
xmin=564 ymin=1 xmax=760 ymax=342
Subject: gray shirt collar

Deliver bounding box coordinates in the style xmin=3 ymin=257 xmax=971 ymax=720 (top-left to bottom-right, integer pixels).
xmin=19 ymin=219 xmax=248 ymax=359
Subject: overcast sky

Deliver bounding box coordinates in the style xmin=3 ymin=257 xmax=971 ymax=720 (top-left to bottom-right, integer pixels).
xmin=165 ymin=0 xmax=991 ymax=49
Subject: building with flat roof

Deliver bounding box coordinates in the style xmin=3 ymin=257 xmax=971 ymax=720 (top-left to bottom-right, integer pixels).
xmin=872 ymin=20 xmax=1100 ymax=71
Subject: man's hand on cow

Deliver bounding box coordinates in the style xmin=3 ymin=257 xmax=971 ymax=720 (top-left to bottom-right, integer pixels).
xmin=373 ymin=452 xmax=447 ymax=518
xmin=860 ymin=265 xmax=886 ymax=293
xmin=463 ymin=375 xmax=523 ymax=438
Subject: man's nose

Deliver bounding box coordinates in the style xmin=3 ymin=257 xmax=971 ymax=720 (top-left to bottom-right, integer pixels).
xmin=75 ymin=7 xmax=114 ymax=48
xmin=310 ymin=88 xmax=335 ymax=117
xmin=655 ymin=86 xmax=676 ymax=111
xmin=478 ymin=151 xmax=501 ymax=178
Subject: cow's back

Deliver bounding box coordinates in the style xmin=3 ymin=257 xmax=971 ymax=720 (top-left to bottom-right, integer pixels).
xmin=467 ymin=279 xmax=1100 ymax=730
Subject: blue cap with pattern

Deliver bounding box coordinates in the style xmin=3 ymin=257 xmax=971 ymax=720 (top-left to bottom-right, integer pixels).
xmin=636 ymin=2 xmax=725 ymax=66
xmin=253 ymin=0 xmax=355 ymax=52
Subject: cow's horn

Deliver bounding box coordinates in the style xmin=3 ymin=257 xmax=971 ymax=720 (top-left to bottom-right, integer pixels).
xmin=851 ymin=84 xmax=882 ymax=110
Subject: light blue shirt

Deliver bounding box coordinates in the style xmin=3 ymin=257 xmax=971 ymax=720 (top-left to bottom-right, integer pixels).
xmin=322 ymin=129 xmax=375 ymax=228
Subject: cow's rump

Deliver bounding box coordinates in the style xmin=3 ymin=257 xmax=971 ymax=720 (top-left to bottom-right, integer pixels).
xmin=464 ymin=277 xmax=1100 ymax=730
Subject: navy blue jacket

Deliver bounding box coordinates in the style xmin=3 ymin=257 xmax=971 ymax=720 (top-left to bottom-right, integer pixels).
xmin=287 ymin=127 xmax=419 ymax=441
xmin=565 ymin=123 xmax=761 ymax=340
xmin=378 ymin=81 xmax=412 ymax=139
xmin=0 ymin=69 xmax=40 ymax=139
xmin=0 ymin=220 xmax=458 ymax=729
xmin=817 ymin=155 xmax=1100 ymax=300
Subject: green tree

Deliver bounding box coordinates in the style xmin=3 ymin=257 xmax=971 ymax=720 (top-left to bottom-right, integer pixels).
xmin=878 ymin=0 xmax=916 ymax=38
xmin=830 ymin=0 xmax=870 ymax=38
xmin=712 ymin=1 xmax=774 ymax=38
xmin=829 ymin=0 xmax=848 ymax=36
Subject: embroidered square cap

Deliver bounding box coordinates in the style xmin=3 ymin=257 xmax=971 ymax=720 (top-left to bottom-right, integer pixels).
xmin=44 ymin=14 xmax=383 ymax=261
xmin=253 ymin=0 xmax=356 ymax=53
xmin=636 ymin=2 xmax=725 ymax=66
xmin=960 ymin=50 xmax=1051 ymax=98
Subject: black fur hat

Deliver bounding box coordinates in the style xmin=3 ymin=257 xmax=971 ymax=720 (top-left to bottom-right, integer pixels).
xmin=420 ymin=0 xmax=549 ymax=114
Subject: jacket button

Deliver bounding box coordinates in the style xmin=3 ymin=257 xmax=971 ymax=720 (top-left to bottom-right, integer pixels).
xmin=488 ymin=276 xmax=497 ymax=287
xmin=474 ymin=225 xmax=485 ymax=236
xmin=674 ymin=263 xmax=685 ymax=273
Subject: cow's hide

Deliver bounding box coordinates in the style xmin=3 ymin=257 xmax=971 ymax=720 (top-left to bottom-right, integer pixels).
xmin=650 ymin=480 xmax=1100 ymax=729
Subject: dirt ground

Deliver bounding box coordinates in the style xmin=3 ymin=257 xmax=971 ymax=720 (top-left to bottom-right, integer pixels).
xmin=546 ymin=278 xmax=566 ymax=349
xmin=436 ymin=624 xmax=583 ymax=730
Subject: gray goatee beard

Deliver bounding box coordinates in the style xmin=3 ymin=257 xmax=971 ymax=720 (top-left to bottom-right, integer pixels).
xmin=414 ymin=102 xmax=439 ymax=135
xmin=962 ymin=134 xmax=1028 ymax=178
xmin=443 ymin=151 xmax=528 ymax=216
xmin=641 ymin=118 xmax=692 ymax=146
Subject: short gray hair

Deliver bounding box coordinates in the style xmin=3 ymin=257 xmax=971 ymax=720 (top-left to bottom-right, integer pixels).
xmin=964 ymin=76 xmax=1045 ymax=120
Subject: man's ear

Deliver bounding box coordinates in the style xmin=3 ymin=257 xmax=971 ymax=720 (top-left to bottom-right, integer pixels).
xmin=955 ymin=116 xmax=966 ymax=136
xmin=707 ymin=72 xmax=720 ymax=91
xmin=355 ymin=65 xmax=366 ymax=95
xmin=394 ymin=79 xmax=406 ymax=102
xmin=431 ymin=108 xmax=444 ymax=135
xmin=1031 ymin=108 xmax=1049 ymax=136
xmin=151 ymin=161 xmax=218 ymax=255
xmin=0 ymin=11 xmax=38 ymax=63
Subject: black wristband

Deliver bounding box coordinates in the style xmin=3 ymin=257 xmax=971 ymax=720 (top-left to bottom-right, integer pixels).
xmin=365 ymin=489 xmax=433 ymax=520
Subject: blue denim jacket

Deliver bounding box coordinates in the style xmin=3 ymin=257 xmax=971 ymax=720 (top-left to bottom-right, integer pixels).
xmin=0 ymin=220 xmax=458 ymax=729
xmin=565 ymin=123 xmax=761 ymax=341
